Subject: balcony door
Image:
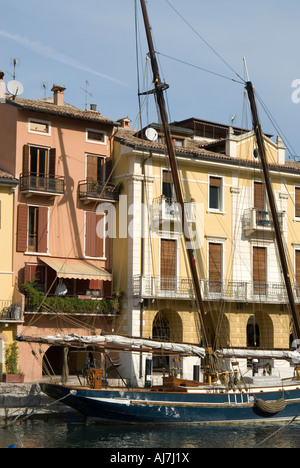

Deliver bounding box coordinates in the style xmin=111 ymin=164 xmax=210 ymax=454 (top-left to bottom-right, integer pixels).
xmin=254 ymin=182 xmax=267 ymax=226
xmin=160 ymin=239 xmax=176 ymax=291
xmin=209 ymin=243 xmax=222 ymax=293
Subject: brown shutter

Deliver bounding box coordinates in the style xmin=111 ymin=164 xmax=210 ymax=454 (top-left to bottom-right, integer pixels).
xmin=163 ymin=170 xmax=173 ymax=184
xmin=23 ymin=145 xmax=30 ymax=174
xmin=86 ymin=155 xmax=98 ymax=181
xmin=95 ymin=213 xmax=104 ymax=258
xmin=17 ymin=204 xmax=28 ymax=252
xmin=37 ymin=207 xmax=48 ymax=253
xmin=85 ymin=212 xmax=96 ymax=257
xmin=296 ymin=188 xmax=300 ymax=218
xmin=210 ymin=177 xmax=221 ymax=187
xmin=209 ymin=243 xmax=222 ymax=292
xmin=49 ymin=148 xmax=56 ymax=177
xmin=160 ymin=239 xmax=176 ymax=290
xmin=296 ymin=250 xmax=300 ymax=284
xmin=253 ymin=247 xmax=266 ymax=295
xmin=254 ymin=182 xmax=265 ymax=211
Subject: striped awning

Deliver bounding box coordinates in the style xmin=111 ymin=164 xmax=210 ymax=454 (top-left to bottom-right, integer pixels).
xmin=39 ymin=257 xmax=112 ymax=281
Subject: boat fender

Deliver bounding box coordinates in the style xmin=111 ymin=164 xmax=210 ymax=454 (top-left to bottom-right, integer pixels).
xmin=255 ymin=398 xmax=286 ymax=414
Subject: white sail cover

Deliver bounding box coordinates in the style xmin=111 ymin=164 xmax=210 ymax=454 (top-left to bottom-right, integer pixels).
xmin=44 ymin=333 xmax=207 ymax=358
xmin=42 ymin=333 xmax=300 ymax=363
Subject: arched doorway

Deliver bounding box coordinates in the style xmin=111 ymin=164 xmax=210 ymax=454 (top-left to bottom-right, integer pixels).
xmin=152 ymin=310 xmax=183 ymax=371
xmin=247 ymin=315 xmax=260 ymax=348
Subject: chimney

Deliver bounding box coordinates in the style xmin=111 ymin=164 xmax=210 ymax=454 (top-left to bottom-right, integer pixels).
xmin=118 ymin=117 xmax=131 ymax=128
xmin=90 ymin=104 xmax=97 ymax=111
xmin=51 ymin=84 xmax=66 ymax=106
xmin=0 ymin=71 xmax=5 ymax=103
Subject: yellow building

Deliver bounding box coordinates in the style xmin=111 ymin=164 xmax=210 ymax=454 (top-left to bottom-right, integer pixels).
xmin=0 ymin=169 xmax=19 ymax=373
xmin=112 ymin=117 xmax=300 ymax=386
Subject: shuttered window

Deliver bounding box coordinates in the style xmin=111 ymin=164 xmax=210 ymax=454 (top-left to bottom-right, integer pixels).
xmin=160 ymin=239 xmax=176 ymax=290
xmin=86 ymin=154 xmax=105 ymax=182
xmin=295 ymin=188 xmax=300 ymax=218
xmin=85 ymin=211 xmax=105 ymax=258
xmin=17 ymin=204 xmax=48 ymax=253
xmin=209 ymin=243 xmax=222 ymax=293
xmin=162 ymin=170 xmax=173 ymax=200
xmin=253 ymin=247 xmax=266 ymax=295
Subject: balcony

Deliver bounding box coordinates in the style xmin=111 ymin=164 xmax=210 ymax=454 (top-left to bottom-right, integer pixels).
xmin=151 ymin=196 xmax=195 ymax=232
xmin=0 ymin=300 xmax=23 ymax=323
xmin=243 ymin=208 xmax=284 ymax=236
xmin=133 ymin=276 xmax=300 ymax=305
xmin=78 ymin=180 xmax=120 ymax=204
xmin=20 ymin=173 xmax=65 ymax=198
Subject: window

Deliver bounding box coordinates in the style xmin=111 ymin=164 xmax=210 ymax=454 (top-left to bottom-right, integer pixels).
xmin=295 ymin=250 xmax=300 ymax=287
xmin=28 ymin=118 xmax=51 ymax=135
xmin=209 ymin=243 xmax=222 ymax=293
xmin=23 ymin=145 xmax=56 ymax=178
xmin=174 ymin=138 xmax=185 ymax=147
xmin=86 ymin=128 xmax=106 ymax=145
xmin=162 ymin=170 xmax=173 ymax=200
xmin=16 ymin=204 xmax=48 ymax=253
xmin=86 ymin=154 xmax=105 ymax=182
xmin=209 ymin=176 xmax=222 ymax=211
xmin=85 ymin=211 xmax=106 ymax=258
xmin=295 ymin=187 xmax=300 ymax=218
xmin=253 ymin=246 xmax=266 ymax=295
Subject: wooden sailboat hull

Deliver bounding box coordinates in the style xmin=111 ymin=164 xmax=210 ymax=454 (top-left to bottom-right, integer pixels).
xmin=41 ymin=383 xmax=300 ymax=424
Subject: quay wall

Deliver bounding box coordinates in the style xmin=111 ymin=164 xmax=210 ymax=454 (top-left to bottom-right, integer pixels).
xmin=0 ymin=383 xmax=75 ymax=421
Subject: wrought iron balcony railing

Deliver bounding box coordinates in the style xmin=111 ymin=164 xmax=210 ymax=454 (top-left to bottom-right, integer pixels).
xmin=20 ymin=173 xmax=65 ymax=196
xmin=78 ymin=180 xmax=120 ymax=203
xmin=0 ymin=300 xmax=23 ymax=322
xmin=243 ymin=208 xmax=284 ymax=235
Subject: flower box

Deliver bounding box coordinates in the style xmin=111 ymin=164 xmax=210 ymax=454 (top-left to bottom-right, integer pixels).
xmin=2 ymin=373 xmax=25 ymax=383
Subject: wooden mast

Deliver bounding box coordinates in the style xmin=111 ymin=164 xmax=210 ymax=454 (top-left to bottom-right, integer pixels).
xmin=246 ymin=81 xmax=300 ymax=340
xmin=140 ymin=0 xmax=212 ymax=349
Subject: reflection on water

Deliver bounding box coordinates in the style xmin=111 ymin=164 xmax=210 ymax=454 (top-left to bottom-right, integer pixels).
xmin=1 ymin=415 xmax=300 ymax=449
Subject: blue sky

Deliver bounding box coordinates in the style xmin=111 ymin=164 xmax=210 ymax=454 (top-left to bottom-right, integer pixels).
xmin=1 ymin=0 xmax=300 ymax=157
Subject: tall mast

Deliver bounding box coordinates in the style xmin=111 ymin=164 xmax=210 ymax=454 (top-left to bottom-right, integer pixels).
xmin=140 ymin=0 xmax=212 ymax=348
xmin=246 ymin=81 xmax=300 ymax=339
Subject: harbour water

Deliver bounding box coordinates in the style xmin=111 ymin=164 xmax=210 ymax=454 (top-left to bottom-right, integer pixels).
xmin=1 ymin=415 xmax=300 ymax=449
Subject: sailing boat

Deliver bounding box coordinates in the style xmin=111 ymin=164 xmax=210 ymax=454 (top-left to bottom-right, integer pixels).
xmin=20 ymin=0 xmax=300 ymax=423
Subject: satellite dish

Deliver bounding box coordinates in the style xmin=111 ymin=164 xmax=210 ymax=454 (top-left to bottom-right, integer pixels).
xmin=145 ymin=127 xmax=158 ymax=142
xmin=7 ymin=80 xmax=24 ymax=97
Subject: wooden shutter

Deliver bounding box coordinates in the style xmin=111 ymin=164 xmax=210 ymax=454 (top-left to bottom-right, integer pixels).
xmin=295 ymin=188 xmax=300 ymax=218
xmin=95 ymin=213 xmax=104 ymax=258
xmin=210 ymin=177 xmax=221 ymax=187
xmin=86 ymin=155 xmax=98 ymax=181
xmin=49 ymin=148 xmax=56 ymax=177
xmin=254 ymin=182 xmax=265 ymax=211
xmin=209 ymin=243 xmax=222 ymax=293
xmin=86 ymin=212 xmax=104 ymax=258
xmin=296 ymin=250 xmax=300 ymax=284
xmin=160 ymin=239 xmax=176 ymax=290
xmin=163 ymin=170 xmax=173 ymax=184
xmin=253 ymin=247 xmax=266 ymax=295
xmin=17 ymin=204 xmax=28 ymax=252
xmin=23 ymin=145 xmax=30 ymax=174
xmin=37 ymin=207 xmax=48 ymax=254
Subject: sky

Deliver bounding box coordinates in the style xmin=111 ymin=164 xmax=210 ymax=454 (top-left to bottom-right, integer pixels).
xmin=1 ymin=0 xmax=300 ymax=158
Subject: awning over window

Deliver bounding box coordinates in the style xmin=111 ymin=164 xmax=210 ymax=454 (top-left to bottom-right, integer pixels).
xmin=39 ymin=257 xmax=112 ymax=281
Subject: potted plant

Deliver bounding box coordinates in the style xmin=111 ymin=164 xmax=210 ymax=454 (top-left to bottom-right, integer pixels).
xmin=2 ymin=342 xmax=24 ymax=383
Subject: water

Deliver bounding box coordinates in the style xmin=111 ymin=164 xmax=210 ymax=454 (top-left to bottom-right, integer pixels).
xmin=1 ymin=415 xmax=300 ymax=449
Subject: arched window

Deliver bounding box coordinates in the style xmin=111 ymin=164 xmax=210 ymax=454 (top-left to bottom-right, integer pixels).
xmin=152 ymin=312 xmax=170 ymax=371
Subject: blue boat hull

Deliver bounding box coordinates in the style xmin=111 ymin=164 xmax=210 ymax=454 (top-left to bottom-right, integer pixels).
xmin=41 ymin=383 xmax=300 ymax=424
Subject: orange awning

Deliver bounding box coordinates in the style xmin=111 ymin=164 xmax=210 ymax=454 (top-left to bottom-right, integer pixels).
xmin=39 ymin=257 xmax=112 ymax=281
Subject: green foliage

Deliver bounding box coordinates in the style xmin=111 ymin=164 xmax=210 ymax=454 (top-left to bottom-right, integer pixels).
xmin=22 ymin=281 xmax=123 ymax=315
xmin=5 ymin=342 xmax=20 ymax=375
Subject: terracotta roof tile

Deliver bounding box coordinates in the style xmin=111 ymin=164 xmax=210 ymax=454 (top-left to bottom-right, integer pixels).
xmin=6 ymin=96 xmax=118 ymax=126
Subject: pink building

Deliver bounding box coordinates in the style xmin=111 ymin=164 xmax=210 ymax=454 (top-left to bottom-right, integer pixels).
xmin=0 ymin=74 xmax=121 ymax=381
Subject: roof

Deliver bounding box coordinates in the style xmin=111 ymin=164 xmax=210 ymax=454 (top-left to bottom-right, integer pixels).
xmin=114 ymin=127 xmax=300 ymax=175
xmin=0 ymin=169 xmax=19 ymax=185
xmin=5 ymin=96 xmax=119 ymax=126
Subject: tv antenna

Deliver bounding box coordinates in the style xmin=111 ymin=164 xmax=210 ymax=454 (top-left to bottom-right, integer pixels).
xmin=11 ymin=58 xmax=20 ymax=80
xmin=41 ymin=83 xmax=47 ymax=98
xmin=80 ymin=80 xmax=92 ymax=110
